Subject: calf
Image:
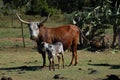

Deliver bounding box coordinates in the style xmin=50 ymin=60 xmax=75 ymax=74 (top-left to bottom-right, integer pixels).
xmin=16 ymin=13 xmax=80 ymax=67
xmin=40 ymin=42 xmax=64 ymax=71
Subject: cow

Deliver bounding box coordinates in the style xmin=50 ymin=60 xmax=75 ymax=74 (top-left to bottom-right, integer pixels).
xmin=16 ymin=13 xmax=80 ymax=67
xmin=40 ymin=42 xmax=64 ymax=71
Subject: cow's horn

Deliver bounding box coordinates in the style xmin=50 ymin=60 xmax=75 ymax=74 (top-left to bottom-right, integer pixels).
xmin=16 ymin=13 xmax=30 ymax=24
xmin=39 ymin=13 xmax=50 ymax=24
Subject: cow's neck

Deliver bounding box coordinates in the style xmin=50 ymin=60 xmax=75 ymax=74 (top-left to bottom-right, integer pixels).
xmin=36 ymin=40 xmax=42 ymax=53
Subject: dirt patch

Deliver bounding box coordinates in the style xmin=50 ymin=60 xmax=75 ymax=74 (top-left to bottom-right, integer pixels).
xmin=0 ymin=38 xmax=31 ymax=42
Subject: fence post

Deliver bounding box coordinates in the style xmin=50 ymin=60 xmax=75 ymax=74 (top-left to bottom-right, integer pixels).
xmin=21 ymin=22 xmax=26 ymax=47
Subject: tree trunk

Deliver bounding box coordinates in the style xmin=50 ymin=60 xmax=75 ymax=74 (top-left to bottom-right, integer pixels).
xmin=111 ymin=23 xmax=118 ymax=48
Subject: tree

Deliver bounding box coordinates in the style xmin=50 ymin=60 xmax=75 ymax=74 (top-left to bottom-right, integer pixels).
xmin=66 ymin=0 xmax=115 ymax=48
xmin=26 ymin=0 xmax=50 ymax=16
xmin=2 ymin=0 xmax=29 ymax=9
xmin=110 ymin=0 xmax=120 ymax=48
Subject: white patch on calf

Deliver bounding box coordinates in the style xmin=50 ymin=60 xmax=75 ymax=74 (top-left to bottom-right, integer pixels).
xmin=41 ymin=42 xmax=49 ymax=51
xmin=40 ymin=42 xmax=64 ymax=70
xmin=41 ymin=42 xmax=64 ymax=56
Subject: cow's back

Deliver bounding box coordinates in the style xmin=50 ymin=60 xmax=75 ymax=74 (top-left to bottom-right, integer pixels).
xmin=39 ymin=25 xmax=80 ymax=50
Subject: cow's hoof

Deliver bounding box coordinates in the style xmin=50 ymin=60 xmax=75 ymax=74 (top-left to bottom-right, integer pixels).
xmin=74 ymin=63 xmax=77 ymax=66
xmin=41 ymin=65 xmax=46 ymax=69
xmin=68 ymin=64 xmax=72 ymax=67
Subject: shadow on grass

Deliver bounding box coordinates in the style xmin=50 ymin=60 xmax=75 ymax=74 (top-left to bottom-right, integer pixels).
xmin=88 ymin=63 xmax=120 ymax=69
xmin=0 ymin=66 xmax=43 ymax=71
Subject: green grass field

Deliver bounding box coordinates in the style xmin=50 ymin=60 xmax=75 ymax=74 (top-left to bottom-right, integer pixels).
xmin=0 ymin=15 xmax=120 ymax=80
xmin=0 ymin=47 xmax=120 ymax=80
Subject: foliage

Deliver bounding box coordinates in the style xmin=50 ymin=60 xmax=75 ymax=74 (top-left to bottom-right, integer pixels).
xmin=0 ymin=0 xmax=119 ymax=16
xmin=26 ymin=0 xmax=48 ymax=16
xmin=2 ymin=0 xmax=29 ymax=8
xmin=0 ymin=0 xmax=120 ymax=49
xmin=47 ymin=0 xmax=81 ymax=13
xmin=63 ymin=0 xmax=120 ymax=49
xmin=66 ymin=0 xmax=119 ymax=40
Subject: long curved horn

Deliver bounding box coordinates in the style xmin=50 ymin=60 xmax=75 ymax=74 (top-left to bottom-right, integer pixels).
xmin=16 ymin=13 xmax=30 ymax=24
xmin=39 ymin=13 xmax=51 ymax=24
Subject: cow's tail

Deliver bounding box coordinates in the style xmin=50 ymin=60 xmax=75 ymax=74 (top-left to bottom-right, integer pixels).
xmin=77 ymin=27 xmax=90 ymax=45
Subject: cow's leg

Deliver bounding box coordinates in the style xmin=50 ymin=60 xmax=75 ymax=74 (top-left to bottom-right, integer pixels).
xmin=41 ymin=52 xmax=46 ymax=67
xmin=69 ymin=44 xmax=78 ymax=66
xmin=74 ymin=50 xmax=78 ymax=66
xmin=69 ymin=46 xmax=74 ymax=66
xmin=74 ymin=44 xmax=78 ymax=66
xmin=69 ymin=52 xmax=74 ymax=66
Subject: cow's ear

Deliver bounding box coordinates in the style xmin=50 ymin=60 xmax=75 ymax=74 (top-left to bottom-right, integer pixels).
xmin=38 ymin=23 xmax=44 ymax=28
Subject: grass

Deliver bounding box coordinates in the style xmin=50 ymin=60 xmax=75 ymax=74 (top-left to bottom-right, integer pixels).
xmin=0 ymin=14 xmax=65 ymax=48
xmin=0 ymin=28 xmax=29 ymax=38
xmin=0 ymin=15 xmax=120 ymax=80
xmin=0 ymin=48 xmax=120 ymax=80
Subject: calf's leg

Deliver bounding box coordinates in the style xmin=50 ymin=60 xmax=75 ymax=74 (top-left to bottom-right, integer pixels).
xmin=61 ymin=54 xmax=64 ymax=69
xmin=52 ymin=59 xmax=55 ymax=71
xmin=49 ymin=58 xmax=52 ymax=71
xmin=57 ymin=56 xmax=60 ymax=69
